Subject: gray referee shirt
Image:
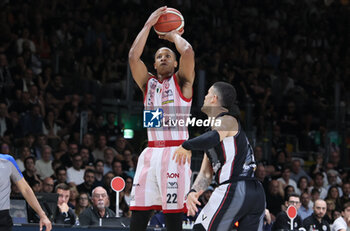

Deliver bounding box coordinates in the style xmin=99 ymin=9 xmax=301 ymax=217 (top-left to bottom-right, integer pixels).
xmin=0 ymin=154 xmax=23 ymax=210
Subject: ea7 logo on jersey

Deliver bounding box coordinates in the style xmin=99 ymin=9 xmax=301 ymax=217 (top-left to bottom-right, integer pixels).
xmin=143 ymin=108 xmax=163 ymax=128
xmin=167 ymin=182 xmax=178 ymax=189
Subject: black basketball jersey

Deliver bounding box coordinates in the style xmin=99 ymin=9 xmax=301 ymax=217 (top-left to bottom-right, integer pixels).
xmin=205 ymin=112 xmax=256 ymax=184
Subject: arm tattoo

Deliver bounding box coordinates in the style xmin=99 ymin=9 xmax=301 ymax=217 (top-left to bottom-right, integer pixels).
xmin=192 ymin=172 xmax=212 ymax=192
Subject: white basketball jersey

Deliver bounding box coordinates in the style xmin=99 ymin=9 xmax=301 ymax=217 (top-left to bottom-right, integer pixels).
xmin=144 ymin=74 xmax=192 ymax=142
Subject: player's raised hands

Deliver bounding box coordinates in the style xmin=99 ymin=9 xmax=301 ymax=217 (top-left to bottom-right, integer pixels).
xmin=173 ymin=145 xmax=191 ymax=165
xmin=158 ymin=29 xmax=184 ymax=42
xmin=186 ymin=190 xmax=203 ymax=217
xmin=145 ymin=6 xmax=167 ymax=27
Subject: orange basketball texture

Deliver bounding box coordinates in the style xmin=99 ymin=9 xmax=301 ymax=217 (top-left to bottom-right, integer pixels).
xmin=154 ymin=8 xmax=184 ymax=35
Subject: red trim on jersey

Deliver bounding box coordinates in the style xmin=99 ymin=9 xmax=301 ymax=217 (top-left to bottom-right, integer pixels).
xmin=163 ymin=205 xmax=187 ymax=214
xmin=156 ymin=75 xmax=172 ymax=83
xmin=173 ymin=74 xmax=192 ymax=102
xmin=130 ymin=205 xmax=187 ymax=213
xmin=148 ymin=140 xmax=186 ymax=147
xmin=130 ymin=205 xmax=162 ymax=211
xmin=143 ymin=76 xmax=153 ymax=104
xmin=208 ymin=183 xmax=232 ymax=230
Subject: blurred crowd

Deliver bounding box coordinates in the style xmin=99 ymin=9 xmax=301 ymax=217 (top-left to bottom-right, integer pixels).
xmin=0 ymin=0 xmax=349 ymax=228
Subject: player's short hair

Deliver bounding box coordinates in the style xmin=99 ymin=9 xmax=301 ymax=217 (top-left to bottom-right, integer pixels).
xmin=212 ymin=82 xmax=237 ymax=111
xmin=155 ymin=47 xmax=177 ymax=60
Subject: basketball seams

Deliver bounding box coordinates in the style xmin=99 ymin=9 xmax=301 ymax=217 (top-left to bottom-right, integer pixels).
xmin=154 ymin=8 xmax=185 ymax=35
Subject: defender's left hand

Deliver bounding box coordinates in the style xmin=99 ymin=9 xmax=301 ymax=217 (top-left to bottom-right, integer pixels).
xmin=173 ymin=145 xmax=191 ymax=165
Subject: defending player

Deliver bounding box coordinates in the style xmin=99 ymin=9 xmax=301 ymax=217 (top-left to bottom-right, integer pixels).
xmin=128 ymin=6 xmax=195 ymax=231
xmin=174 ymin=82 xmax=266 ymax=231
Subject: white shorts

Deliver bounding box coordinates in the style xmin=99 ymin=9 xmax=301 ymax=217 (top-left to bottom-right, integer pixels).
xmin=130 ymin=146 xmax=191 ymax=213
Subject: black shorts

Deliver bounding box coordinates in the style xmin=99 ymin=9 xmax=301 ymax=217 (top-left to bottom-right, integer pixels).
xmin=0 ymin=210 xmax=13 ymax=231
xmin=193 ymin=180 xmax=266 ymax=231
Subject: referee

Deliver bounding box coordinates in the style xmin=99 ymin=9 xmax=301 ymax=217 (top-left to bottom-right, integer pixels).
xmin=0 ymin=154 xmax=52 ymax=231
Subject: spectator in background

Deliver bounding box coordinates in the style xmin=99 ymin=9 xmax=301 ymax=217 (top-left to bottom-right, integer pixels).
xmin=112 ymin=159 xmax=128 ymax=180
xmin=340 ymin=182 xmax=350 ymax=207
xmin=38 ymin=66 xmax=52 ymax=91
xmin=92 ymin=133 xmax=117 ymax=161
xmin=255 ymin=163 xmax=270 ymax=192
xmin=102 ymin=112 xmax=121 ymax=146
xmin=54 ymin=140 xmax=68 ymax=161
xmin=277 ymin=166 xmax=297 ymax=191
xmin=22 ymin=156 xmax=41 ymax=187
xmin=93 ymin=159 xmax=104 ymax=187
xmin=272 ymin=150 xmax=287 ymax=178
xmin=113 ymin=135 xmax=130 ymax=155
xmin=326 ymin=170 xmax=343 ymax=197
xmin=30 ymin=180 xmax=42 ymax=193
xmin=299 ymin=192 xmax=313 ymax=221
xmin=42 ymin=177 xmax=54 ymax=193
xmin=75 ymin=192 xmax=91 ymax=217
xmin=60 ymin=142 xmax=79 ymax=168
xmin=54 ymin=166 xmax=68 ymax=187
xmin=296 ymin=176 xmax=309 ymax=196
xmin=79 ymin=186 xmax=115 ymax=226
xmin=80 ymin=147 xmax=94 ymax=167
xmin=69 ymin=186 xmax=79 ymax=209
xmin=19 ymin=104 xmax=43 ymax=137
xmin=0 ymin=142 xmax=11 ymax=154
xmin=309 ymin=153 xmax=326 ymax=179
xmin=33 ymin=133 xmax=48 ymax=160
xmin=332 ymin=202 xmax=350 ymax=231
xmin=266 ymin=179 xmax=284 ymax=219
xmin=42 ymin=110 xmax=61 ymax=139
xmin=77 ymin=169 xmax=95 ymax=196
xmin=290 ymin=158 xmax=311 ymax=183
xmin=0 ymin=102 xmax=13 ymax=137
xmin=123 ymin=176 xmax=133 ymax=207
xmin=302 ymin=199 xmax=330 ymax=231
xmin=103 ymin=171 xmax=115 ymax=196
xmin=53 ymin=183 xmax=76 ymax=225
xmin=0 ymin=55 xmax=14 ymax=99
xmin=82 ymin=133 xmax=95 ymax=153
xmin=17 ymin=28 xmax=36 ymax=54
xmin=311 ymin=188 xmax=321 ymax=206
xmin=46 ymin=74 xmax=68 ymax=107
xmin=15 ymin=146 xmax=31 ymax=172
xmin=103 ymin=148 xmax=116 ymax=174
xmin=309 ymin=173 xmax=328 ymax=199
xmin=67 ymin=153 xmax=85 ymax=186
xmin=326 ymin=186 xmax=342 ymax=211
xmin=272 ymin=193 xmax=302 ymax=231
xmin=121 ymin=149 xmax=135 ymax=178
xmin=324 ymin=199 xmax=336 ymax=224
xmin=35 ymin=145 xmax=54 ymax=179
xmin=254 ymin=145 xmax=268 ymax=166
xmin=284 ymin=185 xmax=296 ymax=201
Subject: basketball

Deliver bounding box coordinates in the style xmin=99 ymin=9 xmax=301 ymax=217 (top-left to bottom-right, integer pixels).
xmin=154 ymin=8 xmax=184 ymax=35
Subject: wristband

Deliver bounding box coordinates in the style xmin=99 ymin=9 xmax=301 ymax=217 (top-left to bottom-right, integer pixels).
xmin=187 ymin=189 xmax=197 ymax=197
